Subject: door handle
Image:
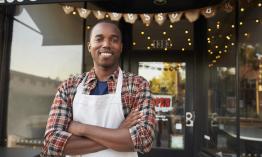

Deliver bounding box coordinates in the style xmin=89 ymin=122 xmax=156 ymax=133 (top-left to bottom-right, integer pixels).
xmin=210 ymin=112 xmax=218 ymax=127
xmin=185 ymin=112 xmax=195 ymax=127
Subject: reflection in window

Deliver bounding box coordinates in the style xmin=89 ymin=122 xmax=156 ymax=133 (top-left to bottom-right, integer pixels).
xmin=239 ymin=0 xmax=262 ymax=155
xmin=206 ymin=2 xmax=238 ymax=155
xmin=7 ymin=4 xmax=83 ymax=148
xmin=207 ymin=0 xmax=262 ymax=156
xmin=139 ymin=62 xmax=186 ymax=149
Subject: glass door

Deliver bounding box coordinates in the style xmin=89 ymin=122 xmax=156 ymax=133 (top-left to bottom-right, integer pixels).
xmin=126 ymin=51 xmax=195 ymax=157
xmin=138 ymin=62 xmax=186 ymax=150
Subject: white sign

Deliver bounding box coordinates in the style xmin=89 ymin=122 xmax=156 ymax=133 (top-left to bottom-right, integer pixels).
xmin=171 ymin=135 xmax=184 ymax=149
xmin=175 ymin=123 xmax=182 ymax=130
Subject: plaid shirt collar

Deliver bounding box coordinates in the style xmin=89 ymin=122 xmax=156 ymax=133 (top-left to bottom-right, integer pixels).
xmin=84 ymin=67 xmax=120 ymax=85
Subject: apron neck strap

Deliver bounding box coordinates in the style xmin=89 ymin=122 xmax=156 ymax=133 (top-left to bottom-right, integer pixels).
xmin=115 ymin=67 xmax=123 ymax=95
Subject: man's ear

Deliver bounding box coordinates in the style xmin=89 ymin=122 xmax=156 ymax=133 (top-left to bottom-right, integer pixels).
xmin=87 ymin=42 xmax=91 ymax=53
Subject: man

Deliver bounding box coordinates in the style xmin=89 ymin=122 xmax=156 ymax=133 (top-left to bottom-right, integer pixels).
xmin=41 ymin=20 xmax=156 ymax=157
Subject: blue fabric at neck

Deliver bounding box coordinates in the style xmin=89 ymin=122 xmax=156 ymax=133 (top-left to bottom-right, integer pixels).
xmin=90 ymin=81 xmax=108 ymax=95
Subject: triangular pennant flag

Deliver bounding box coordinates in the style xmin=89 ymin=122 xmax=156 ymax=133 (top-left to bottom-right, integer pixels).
xmin=140 ymin=14 xmax=154 ymax=25
xmin=77 ymin=8 xmax=91 ymax=19
xmin=123 ymin=13 xmax=138 ymax=24
xmin=168 ymin=12 xmax=183 ymax=23
xmin=201 ymin=7 xmax=216 ymax=18
xmin=93 ymin=10 xmax=106 ymax=20
xmin=185 ymin=9 xmax=199 ymax=23
xmin=154 ymin=13 xmax=167 ymax=25
xmin=223 ymin=2 xmax=234 ymax=13
xmin=108 ymin=12 xmax=122 ymax=21
xmin=62 ymin=5 xmax=74 ymax=15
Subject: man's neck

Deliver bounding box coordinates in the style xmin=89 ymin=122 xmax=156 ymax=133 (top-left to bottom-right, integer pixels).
xmin=94 ymin=65 xmax=118 ymax=81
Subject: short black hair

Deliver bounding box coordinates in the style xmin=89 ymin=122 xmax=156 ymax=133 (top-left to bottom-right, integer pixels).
xmin=88 ymin=20 xmax=122 ymax=42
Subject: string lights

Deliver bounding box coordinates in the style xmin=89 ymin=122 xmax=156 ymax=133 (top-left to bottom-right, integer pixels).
xmin=207 ymin=0 xmax=262 ymax=68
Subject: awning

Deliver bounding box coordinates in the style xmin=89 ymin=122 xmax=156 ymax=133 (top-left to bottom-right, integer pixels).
xmin=15 ymin=3 xmax=84 ymax=46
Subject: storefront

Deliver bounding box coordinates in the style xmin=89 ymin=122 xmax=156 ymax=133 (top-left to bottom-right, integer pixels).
xmin=0 ymin=0 xmax=261 ymax=157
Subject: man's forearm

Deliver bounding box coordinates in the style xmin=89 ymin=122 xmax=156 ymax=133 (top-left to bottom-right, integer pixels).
xmin=78 ymin=124 xmax=134 ymax=152
xmin=64 ymin=135 xmax=106 ymax=155
xmin=67 ymin=110 xmax=142 ymax=153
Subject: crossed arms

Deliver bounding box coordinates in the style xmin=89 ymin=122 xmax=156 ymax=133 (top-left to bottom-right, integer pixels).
xmin=64 ymin=110 xmax=142 ymax=155
xmin=40 ymin=77 xmax=155 ymax=157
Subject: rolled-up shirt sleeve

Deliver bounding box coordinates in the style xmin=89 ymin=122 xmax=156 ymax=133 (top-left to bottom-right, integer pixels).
xmin=40 ymin=80 xmax=74 ymax=157
xmin=129 ymin=77 xmax=156 ymax=153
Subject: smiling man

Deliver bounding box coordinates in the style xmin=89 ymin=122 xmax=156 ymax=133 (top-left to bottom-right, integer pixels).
xmin=40 ymin=21 xmax=156 ymax=157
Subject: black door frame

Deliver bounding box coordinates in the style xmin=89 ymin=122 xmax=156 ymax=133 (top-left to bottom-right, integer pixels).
xmin=0 ymin=5 xmax=15 ymax=147
xmin=192 ymin=16 xmax=209 ymax=156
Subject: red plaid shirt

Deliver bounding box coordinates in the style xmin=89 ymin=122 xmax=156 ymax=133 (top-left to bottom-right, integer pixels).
xmin=41 ymin=68 xmax=156 ymax=156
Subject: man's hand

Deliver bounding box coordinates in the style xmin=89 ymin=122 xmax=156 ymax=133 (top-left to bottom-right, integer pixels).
xmin=66 ymin=110 xmax=142 ymax=152
xmin=68 ymin=109 xmax=143 ymax=136
xmin=119 ymin=110 xmax=143 ymax=129
xmin=68 ymin=121 xmax=85 ymax=136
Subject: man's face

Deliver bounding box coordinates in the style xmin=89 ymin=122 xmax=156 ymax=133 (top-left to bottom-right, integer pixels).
xmin=88 ymin=22 xmax=122 ymax=69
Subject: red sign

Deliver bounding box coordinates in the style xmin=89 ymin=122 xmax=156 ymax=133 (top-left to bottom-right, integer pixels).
xmin=152 ymin=95 xmax=173 ymax=112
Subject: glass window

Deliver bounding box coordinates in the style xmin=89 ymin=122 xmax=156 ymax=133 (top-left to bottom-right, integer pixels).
xmin=206 ymin=0 xmax=262 ymax=156
xmin=238 ymin=0 xmax=262 ymax=155
xmin=7 ymin=3 xmax=83 ymax=148
xmin=139 ymin=62 xmax=186 ymax=149
xmin=206 ymin=2 xmax=238 ymax=156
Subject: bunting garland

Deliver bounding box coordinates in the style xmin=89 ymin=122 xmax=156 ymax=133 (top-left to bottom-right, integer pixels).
xmin=62 ymin=1 xmax=234 ymax=25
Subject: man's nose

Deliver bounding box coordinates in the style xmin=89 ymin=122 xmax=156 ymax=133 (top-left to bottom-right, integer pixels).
xmin=102 ymin=39 xmax=110 ymax=47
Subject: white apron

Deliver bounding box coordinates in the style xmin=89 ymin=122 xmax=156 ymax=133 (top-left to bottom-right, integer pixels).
xmin=69 ymin=68 xmax=138 ymax=157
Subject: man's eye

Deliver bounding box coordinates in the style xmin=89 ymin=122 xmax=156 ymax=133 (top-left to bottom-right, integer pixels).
xmin=112 ymin=38 xmax=119 ymax=42
xmin=95 ymin=38 xmax=102 ymax=42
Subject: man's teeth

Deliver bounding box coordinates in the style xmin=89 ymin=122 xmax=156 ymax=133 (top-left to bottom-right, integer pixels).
xmin=101 ymin=53 xmax=112 ymax=57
